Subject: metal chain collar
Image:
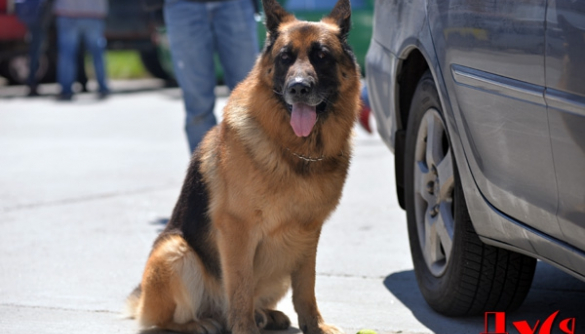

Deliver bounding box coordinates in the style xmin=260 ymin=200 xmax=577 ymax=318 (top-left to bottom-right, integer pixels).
xmin=286 ymin=148 xmax=344 ymax=162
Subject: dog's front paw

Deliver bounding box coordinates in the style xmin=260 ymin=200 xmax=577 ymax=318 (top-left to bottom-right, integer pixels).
xmin=255 ymin=309 xmax=291 ymax=330
xmin=255 ymin=309 xmax=268 ymax=329
xmin=318 ymin=323 xmax=345 ymax=334
xmin=301 ymin=323 xmax=345 ymax=334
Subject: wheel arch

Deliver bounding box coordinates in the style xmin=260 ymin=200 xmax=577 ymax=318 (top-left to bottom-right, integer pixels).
xmin=395 ymin=49 xmax=430 ymax=132
xmin=393 ymin=47 xmax=431 ymax=209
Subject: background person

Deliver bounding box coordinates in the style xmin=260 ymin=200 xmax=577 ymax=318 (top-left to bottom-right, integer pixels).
xmin=53 ymin=0 xmax=109 ymax=100
xmin=15 ymin=0 xmax=53 ymax=97
xmin=164 ymin=0 xmax=259 ymax=153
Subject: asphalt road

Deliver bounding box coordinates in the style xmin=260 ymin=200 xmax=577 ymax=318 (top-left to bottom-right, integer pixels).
xmin=1 ymin=81 xmax=584 ymax=334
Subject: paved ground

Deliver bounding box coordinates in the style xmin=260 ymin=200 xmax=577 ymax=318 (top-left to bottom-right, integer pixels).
xmin=1 ymin=80 xmax=585 ymax=334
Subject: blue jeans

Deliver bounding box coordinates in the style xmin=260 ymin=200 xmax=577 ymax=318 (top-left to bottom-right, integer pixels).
xmin=56 ymin=17 xmax=108 ymax=96
xmin=164 ymin=0 xmax=259 ymax=153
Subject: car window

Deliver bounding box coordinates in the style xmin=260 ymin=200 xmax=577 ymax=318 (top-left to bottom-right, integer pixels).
xmin=284 ymin=0 xmax=367 ymax=11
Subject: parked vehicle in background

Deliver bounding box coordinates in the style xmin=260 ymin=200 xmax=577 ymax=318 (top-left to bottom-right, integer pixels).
xmin=0 ymin=0 xmax=30 ymax=83
xmin=0 ymin=0 xmax=167 ymax=84
xmin=105 ymin=1 xmax=169 ymax=81
xmin=366 ymin=0 xmax=585 ymax=316
xmin=1 ymin=0 xmax=372 ymax=85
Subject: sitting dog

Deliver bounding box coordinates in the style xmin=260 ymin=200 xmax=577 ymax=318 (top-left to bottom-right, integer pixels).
xmin=126 ymin=0 xmax=360 ymax=333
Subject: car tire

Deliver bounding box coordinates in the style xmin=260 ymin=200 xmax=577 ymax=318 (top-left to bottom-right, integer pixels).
xmin=404 ymin=70 xmax=536 ymax=316
xmin=0 ymin=54 xmax=50 ymax=85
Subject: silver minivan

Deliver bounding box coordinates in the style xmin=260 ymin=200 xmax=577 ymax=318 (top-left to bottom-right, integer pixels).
xmin=366 ymin=0 xmax=585 ymax=316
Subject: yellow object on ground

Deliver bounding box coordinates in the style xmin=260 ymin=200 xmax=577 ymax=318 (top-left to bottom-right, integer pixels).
xmin=357 ymin=329 xmax=378 ymax=334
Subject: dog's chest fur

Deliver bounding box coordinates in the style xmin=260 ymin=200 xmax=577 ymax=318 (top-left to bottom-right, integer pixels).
xmin=200 ymin=123 xmax=349 ymax=279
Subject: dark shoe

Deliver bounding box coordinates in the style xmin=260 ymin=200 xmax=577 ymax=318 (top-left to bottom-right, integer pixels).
xmin=56 ymin=93 xmax=73 ymax=101
xmin=97 ymin=91 xmax=110 ymax=100
xmin=80 ymin=84 xmax=89 ymax=93
xmin=27 ymin=86 xmax=39 ymax=97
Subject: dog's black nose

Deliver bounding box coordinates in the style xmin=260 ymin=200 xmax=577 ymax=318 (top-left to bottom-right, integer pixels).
xmin=287 ymin=80 xmax=312 ymax=99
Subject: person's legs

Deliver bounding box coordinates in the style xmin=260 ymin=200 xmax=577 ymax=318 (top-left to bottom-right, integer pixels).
xmin=56 ymin=16 xmax=80 ymax=98
xmin=212 ymin=0 xmax=258 ymax=90
xmin=26 ymin=23 xmax=44 ymax=95
xmin=164 ymin=0 xmax=216 ymax=153
xmin=82 ymin=18 xmax=108 ymax=94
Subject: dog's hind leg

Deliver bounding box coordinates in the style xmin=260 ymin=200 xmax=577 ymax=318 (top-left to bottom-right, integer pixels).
xmin=135 ymin=235 xmax=225 ymax=334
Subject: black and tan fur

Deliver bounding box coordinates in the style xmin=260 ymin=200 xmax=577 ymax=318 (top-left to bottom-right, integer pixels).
xmin=126 ymin=0 xmax=360 ymax=333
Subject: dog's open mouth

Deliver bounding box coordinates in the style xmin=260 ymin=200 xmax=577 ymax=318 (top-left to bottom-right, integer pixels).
xmin=286 ymin=101 xmax=327 ymax=137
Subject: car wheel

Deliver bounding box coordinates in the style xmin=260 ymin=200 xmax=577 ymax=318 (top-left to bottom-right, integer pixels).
xmin=404 ymin=71 xmax=536 ymax=316
xmin=0 ymin=54 xmax=50 ymax=85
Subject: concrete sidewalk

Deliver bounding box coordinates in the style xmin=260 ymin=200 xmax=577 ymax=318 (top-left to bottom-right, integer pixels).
xmin=1 ymin=86 xmax=585 ymax=334
xmin=0 ymin=87 xmax=408 ymax=334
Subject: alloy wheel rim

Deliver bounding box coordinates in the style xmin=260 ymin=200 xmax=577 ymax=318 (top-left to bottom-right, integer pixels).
xmin=413 ymin=108 xmax=455 ymax=277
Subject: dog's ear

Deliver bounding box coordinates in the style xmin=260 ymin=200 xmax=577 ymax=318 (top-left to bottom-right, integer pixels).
xmin=325 ymin=0 xmax=352 ymax=41
xmin=262 ymin=0 xmax=293 ymax=36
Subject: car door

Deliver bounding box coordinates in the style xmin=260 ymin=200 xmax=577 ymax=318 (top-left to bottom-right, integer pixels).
xmin=545 ymin=0 xmax=585 ymax=251
xmin=427 ymin=0 xmax=562 ymax=239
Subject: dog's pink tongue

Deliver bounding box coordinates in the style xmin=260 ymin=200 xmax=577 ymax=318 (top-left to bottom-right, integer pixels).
xmin=290 ymin=103 xmax=317 ymax=137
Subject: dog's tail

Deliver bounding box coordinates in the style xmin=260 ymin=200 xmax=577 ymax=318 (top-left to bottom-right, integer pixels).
xmin=123 ymin=285 xmax=142 ymax=319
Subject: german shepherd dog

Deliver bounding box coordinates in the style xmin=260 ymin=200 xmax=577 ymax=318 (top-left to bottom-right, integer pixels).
xmin=126 ymin=0 xmax=360 ymax=333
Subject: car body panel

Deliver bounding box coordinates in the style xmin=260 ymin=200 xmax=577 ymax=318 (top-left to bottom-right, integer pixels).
xmin=545 ymin=0 xmax=585 ymax=253
xmin=366 ymin=0 xmax=434 ymax=152
xmin=105 ymin=0 xmax=155 ymax=50
xmin=427 ymin=0 xmax=560 ymax=240
xmin=0 ymin=0 xmax=28 ymax=61
xmin=365 ymin=40 xmax=397 ymax=151
xmin=366 ymin=0 xmax=585 ymax=281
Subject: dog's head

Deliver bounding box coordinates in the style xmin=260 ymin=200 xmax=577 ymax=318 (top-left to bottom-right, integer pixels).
xmin=260 ymin=0 xmax=359 ymax=138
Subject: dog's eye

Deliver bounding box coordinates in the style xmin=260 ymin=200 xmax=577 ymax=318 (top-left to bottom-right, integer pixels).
xmin=279 ymin=52 xmax=294 ymax=65
xmin=312 ymin=47 xmax=330 ymax=63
